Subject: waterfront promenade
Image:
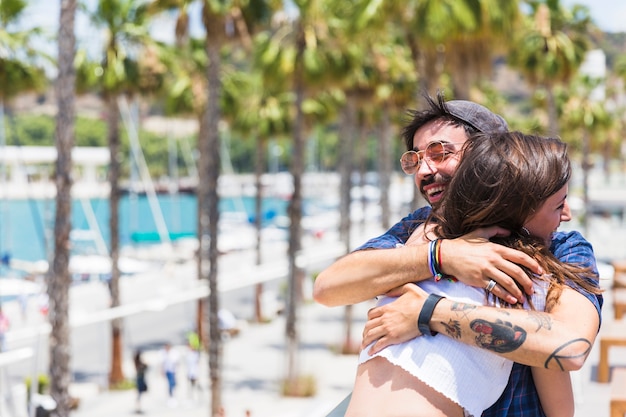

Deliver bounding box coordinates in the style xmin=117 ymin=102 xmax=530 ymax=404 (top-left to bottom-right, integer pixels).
xmin=1 ymin=168 xmax=626 ymax=416
xmin=0 ymin=214 xmax=624 ymax=417
xmin=1 ymin=265 xmax=623 ymax=417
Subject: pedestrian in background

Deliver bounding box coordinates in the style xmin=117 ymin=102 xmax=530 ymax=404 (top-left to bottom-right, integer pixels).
xmin=134 ymin=349 xmax=148 ymax=414
xmin=0 ymin=305 xmax=10 ymax=351
xmin=161 ymin=343 xmax=179 ymax=406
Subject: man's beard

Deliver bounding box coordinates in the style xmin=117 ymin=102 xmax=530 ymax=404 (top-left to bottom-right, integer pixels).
xmin=420 ymin=173 xmax=452 ymax=205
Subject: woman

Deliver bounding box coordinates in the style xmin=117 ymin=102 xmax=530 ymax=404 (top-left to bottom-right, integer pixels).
xmin=134 ymin=349 xmax=148 ymax=413
xmin=347 ymin=131 xmax=601 ymax=417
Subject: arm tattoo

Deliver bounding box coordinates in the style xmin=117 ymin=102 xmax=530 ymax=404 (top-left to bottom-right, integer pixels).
xmin=450 ymin=302 xmax=476 ymax=313
xmin=544 ymin=338 xmax=592 ymax=370
xmin=440 ymin=302 xmax=473 ymax=339
xmin=527 ymin=311 xmax=553 ymax=332
xmin=450 ymin=302 xmax=476 ymax=322
xmin=441 ymin=319 xmax=462 ymax=339
xmin=469 ymin=319 xmax=527 ymax=353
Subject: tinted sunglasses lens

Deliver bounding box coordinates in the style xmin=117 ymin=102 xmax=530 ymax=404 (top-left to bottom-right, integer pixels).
xmin=400 ymin=151 xmax=420 ymax=174
xmin=426 ymin=142 xmax=446 ymax=163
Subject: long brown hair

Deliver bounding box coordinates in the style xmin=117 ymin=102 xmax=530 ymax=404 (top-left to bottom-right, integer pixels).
xmin=429 ymin=131 xmax=601 ymax=310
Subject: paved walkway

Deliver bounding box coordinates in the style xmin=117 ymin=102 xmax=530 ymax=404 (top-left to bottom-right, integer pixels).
xmin=68 ymin=300 xmax=367 ymax=417
xmin=2 ymin=285 xmax=624 ymax=417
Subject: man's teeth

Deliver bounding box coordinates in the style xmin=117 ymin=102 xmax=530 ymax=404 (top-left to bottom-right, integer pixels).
xmin=427 ymin=186 xmax=445 ymax=196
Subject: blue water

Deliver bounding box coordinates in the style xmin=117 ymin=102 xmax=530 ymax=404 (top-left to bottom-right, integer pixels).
xmin=0 ymin=194 xmax=290 ymax=262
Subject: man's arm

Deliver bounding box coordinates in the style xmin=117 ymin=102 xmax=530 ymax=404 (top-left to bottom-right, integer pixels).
xmin=314 ymin=230 xmax=539 ymax=307
xmin=314 ymin=209 xmax=431 ymax=306
xmin=362 ymin=283 xmax=599 ymax=371
xmin=313 ymin=244 xmax=431 ymax=306
xmin=532 ymin=367 xmax=574 ymax=417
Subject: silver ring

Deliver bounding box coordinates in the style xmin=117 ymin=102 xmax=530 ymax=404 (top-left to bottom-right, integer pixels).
xmin=485 ymin=279 xmax=497 ymax=292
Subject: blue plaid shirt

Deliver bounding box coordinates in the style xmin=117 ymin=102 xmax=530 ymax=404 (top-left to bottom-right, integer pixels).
xmin=356 ymin=207 xmax=603 ymax=417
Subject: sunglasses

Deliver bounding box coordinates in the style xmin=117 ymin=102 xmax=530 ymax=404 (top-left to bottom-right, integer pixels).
xmin=400 ymin=141 xmax=464 ymax=175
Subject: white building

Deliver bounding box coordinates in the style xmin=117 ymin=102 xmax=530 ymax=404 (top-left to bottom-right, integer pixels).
xmin=0 ymin=146 xmax=109 ymax=199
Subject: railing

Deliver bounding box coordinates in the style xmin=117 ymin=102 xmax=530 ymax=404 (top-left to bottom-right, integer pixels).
xmin=326 ymin=393 xmax=351 ymax=417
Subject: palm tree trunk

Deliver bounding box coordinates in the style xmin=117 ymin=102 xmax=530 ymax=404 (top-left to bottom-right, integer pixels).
xmin=254 ymin=136 xmax=266 ymax=322
xmin=107 ymin=94 xmax=124 ymax=386
xmin=49 ymin=1 xmax=76 ymax=414
xmin=339 ymin=94 xmax=357 ymax=354
xmin=339 ymin=94 xmax=355 ymax=245
xmin=357 ymin=123 xmax=368 ymax=232
xmin=378 ymin=101 xmax=392 ymax=230
xmin=546 ymin=85 xmax=560 ymax=137
xmin=196 ymin=110 xmax=209 ymax=347
xmin=581 ymin=129 xmax=591 ymax=236
xmin=406 ymin=34 xmax=437 ymax=211
xmin=202 ymin=4 xmax=224 ymax=415
xmin=285 ymin=21 xmax=306 ymax=394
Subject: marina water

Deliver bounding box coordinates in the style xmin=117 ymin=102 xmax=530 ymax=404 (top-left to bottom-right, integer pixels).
xmin=0 ymin=194 xmax=290 ymax=263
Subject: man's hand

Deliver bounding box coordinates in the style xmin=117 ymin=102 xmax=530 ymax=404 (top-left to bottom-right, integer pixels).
xmin=362 ymin=284 xmax=428 ymax=355
xmin=439 ymin=227 xmax=541 ymax=304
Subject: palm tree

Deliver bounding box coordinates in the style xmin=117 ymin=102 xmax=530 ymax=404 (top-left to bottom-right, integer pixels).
xmin=352 ymin=0 xmax=512 ymax=212
xmin=148 ymin=0 xmax=272 ymax=349
xmin=354 ymin=0 xmax=489 ymax=101
xmin=444 ymin=0 xmax=521 ymax=99
xmin=0 ymin=0 xmax=47 ymax=151
xmin=222 ymin=65 xmax=292 ymax=322
xmin=145 ymin=0 xmax=210 ymax=338
xmin=87 ymin=0 xmax=153 ymax=387
xmin=508 ymin=1 xmax=593 ymax=136
xmin=325 ymin=5 xmax=416 ymax=351
xmin=561 ymin=75 xmax=612 ymax=235
xmin=612 ymin=55 xmax=626 ymax=173
xmin=149 ymin=1 xmax=265 ymax=411
xmin=197 ymin=3 xmax=227 ymax=413
xmin=50 ymin=0 xmax=77 ymax=415
xmin=255 ymin=0 xmax=351 ymax=394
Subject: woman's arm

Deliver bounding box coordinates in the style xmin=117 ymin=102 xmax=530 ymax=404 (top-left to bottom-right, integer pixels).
xmin=532 ymin=367 xmax=574 ymax=417
xmin=362 ymin=284 xmax=599 ymax=371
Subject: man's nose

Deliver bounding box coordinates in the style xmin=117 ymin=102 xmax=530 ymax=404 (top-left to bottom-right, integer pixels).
xmin=416 ymin=158 xmax=436 ymax=177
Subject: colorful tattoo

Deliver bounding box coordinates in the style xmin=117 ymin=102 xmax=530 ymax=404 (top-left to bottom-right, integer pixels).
xmin=450 ymin=302 xmax=476 ymax=321
xmin=450 ymin=302 xmax=476 ymax=312
xmin=442 ymin=319 xmax=462 ymax=339
xmin=470 ymin=319 xmax=526 ymax=353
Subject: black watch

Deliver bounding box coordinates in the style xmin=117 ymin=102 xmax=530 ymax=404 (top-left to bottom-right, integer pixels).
xmin=417 ymin=293 xmax=446 ymax=336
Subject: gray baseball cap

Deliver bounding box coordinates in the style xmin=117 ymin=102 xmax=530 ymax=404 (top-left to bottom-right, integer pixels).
xmin=445 ymin=100 xmax=509 ymax=133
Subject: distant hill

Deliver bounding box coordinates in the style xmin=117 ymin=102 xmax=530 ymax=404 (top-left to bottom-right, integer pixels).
xmin=595 ymin=32 xmax=626 ymax=69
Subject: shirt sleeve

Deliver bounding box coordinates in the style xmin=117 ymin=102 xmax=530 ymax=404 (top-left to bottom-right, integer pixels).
xmin=354 ymin=207 xmax=432 ymax=251
xmin=550 ymin=230 xmax=603 ymax=324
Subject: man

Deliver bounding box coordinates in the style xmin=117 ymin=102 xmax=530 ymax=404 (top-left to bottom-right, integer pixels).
xmin=313 ymin=92 xmax=602 ymax=416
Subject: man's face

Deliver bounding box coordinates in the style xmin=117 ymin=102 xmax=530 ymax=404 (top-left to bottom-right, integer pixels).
xmin=524 ymin=184 xmax=572 ymax=244
xmin=411 ymin=120 xmax=468 ymax=205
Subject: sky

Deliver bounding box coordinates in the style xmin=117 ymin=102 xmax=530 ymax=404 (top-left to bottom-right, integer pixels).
xmin=562 ymin=0 xmax=626 ymax=33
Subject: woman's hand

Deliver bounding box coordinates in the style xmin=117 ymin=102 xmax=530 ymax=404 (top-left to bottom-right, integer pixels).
xmin=362 ymin=284 xmax=429 ymax=355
